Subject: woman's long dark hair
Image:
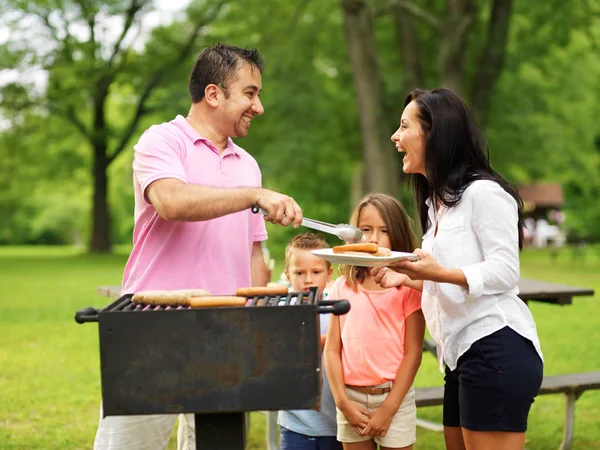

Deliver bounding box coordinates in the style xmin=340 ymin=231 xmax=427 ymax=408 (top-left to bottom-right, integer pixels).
xmin=405 ymin=88 xmax=524 ymax=249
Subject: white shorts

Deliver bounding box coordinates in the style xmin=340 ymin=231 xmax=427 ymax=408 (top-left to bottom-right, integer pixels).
xmin=336 ymin=383 xmax=416 ymax=448
xmin=93 ymin=403 xmax=194 ymax=450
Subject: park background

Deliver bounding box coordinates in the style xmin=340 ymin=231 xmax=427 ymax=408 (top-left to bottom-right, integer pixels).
xmin=1 ymin=0 xmax=599 ymax=448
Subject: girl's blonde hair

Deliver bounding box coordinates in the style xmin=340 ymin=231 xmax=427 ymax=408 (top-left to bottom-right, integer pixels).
xmin=341 ymin=193 xmax=418 ymax=290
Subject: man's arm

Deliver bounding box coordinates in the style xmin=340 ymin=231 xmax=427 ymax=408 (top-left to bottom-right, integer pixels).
xmin=146 ymin=178 xmax=303 ymax=226
xmin=250 ymin=242 xmax=269 ymax=287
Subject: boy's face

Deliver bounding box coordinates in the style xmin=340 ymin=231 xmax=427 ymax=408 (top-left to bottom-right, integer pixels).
xmin=285 ymin=249 xmax=333 ymax=296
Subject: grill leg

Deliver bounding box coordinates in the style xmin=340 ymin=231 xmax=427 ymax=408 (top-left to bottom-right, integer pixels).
xmin=195 ymin=412 xmax=246 ymax=449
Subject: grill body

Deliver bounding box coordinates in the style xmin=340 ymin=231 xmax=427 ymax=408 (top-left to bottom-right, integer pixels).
xmin=76 ymin=290 xmax=350 ymax=449
xmin=98 ymin=302 xmax=321 ymax=416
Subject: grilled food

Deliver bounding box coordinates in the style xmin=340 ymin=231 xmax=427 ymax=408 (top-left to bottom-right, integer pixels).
xmin=132 ymin=289 xmax=211 ymax=306
xmin=332 ymin=243 xmax=392 ymax=257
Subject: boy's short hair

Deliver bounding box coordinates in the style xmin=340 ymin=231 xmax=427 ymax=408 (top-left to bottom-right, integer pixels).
xmin=284 ymin=233 xmax=331 ymax=270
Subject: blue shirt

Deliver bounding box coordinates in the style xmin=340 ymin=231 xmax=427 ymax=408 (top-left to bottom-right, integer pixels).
xmin=277 ymin=312 xmax=337 ymax=436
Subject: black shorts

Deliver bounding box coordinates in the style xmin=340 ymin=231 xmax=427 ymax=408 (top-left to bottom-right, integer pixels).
xmin=443 ymin=326 xmax=543 ymax=432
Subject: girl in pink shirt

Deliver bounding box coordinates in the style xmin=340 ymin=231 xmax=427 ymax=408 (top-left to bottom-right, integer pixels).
xmin=324 ymin=193 xmax=425 ymax=450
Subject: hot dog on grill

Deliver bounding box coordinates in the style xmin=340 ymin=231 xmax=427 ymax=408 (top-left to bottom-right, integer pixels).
xmin=235 ymin=285 xmax=290 ymax=297
xmin=189 ymin=296 xmax=247 ymax=308
xmin=132 ymin=289 xmax=211 ymax=306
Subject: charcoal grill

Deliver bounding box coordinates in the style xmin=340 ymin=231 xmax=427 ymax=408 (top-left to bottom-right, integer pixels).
xmin=75 ymin=287 xmax=349 ymax=449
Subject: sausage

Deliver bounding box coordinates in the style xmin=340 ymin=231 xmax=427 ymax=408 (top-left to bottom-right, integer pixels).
xmin=189 ymin=296 xmax=247 ymax=308
xmin=332 ymin=243 xmax=378 ymax=254
xmin=132 ymin=289 xmax=211 ymax=306
xmin=235 ymin=285 xmax=290 ymax=297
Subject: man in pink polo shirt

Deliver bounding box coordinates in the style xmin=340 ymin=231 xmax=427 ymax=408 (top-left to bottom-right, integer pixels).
xmin=94 ymin=43 xmax=303 ymax=450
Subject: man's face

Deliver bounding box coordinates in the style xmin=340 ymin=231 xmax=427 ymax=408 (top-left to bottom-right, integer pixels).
xmin=218 ymin=63 xmax=264 ymax=138
xmin=285 ymin=249 xmax=333 ymax=296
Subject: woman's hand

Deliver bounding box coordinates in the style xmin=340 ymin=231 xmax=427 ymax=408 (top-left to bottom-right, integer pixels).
xmin=371 ymin=267 xmax=410 ymax=288
xmin=339 ymin=399 xmax=371 ymax=436
xmin=362 ymin=404 xmax=395 ymax=437
xmin=390 ymin=249 xmax=444 ymax=282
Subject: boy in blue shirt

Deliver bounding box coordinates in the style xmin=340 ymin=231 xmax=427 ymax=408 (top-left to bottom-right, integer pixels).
xmin=278 ymin=233 xmax=342 ymax=450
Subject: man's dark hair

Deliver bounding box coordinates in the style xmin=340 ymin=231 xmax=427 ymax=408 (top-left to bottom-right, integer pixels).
xmin=189 ymin=43 xmax=264 ymax=103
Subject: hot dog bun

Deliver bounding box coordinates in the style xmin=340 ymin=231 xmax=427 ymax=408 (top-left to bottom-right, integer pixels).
xmin=332 ymin=243 xmax=378 ymax=254
xmin=235 ymin=285 xmax=290 ymax=297
xmin=132 ymin=289 xmax=211 ymax=306
xmin=375 ymin=247 xmax=392 ymax=256
xmin=189 ymin=296 xmax=247 ymax=308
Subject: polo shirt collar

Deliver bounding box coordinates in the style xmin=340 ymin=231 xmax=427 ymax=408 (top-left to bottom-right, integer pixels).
xmin=172 ymin=115 xmax=239 ymax=156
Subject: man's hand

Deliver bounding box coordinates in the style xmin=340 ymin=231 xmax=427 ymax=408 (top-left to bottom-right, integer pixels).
xmin=339 ymin=399 xmax=371 ymax=437
xmin=371 ymin=267 xmax=410 ymax=288
xmin=255 ymin=189 xmax=303 ymax=227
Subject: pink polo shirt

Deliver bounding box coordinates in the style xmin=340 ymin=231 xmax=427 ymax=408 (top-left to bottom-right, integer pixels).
xmin=121 ymin=115 xmax=267 ymax=296
xmin=328 ymin=277 xmax=422 ymax=386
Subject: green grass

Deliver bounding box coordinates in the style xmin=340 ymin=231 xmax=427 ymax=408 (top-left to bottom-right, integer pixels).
xmin=0 ymin=245 xmax=598 ymax=449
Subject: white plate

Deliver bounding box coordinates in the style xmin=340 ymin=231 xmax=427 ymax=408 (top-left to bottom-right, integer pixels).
xmin=311 ymin=248 xmax=419 ymax=267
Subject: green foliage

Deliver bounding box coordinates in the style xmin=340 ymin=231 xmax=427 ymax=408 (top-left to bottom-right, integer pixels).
xmin=488 ymin=20 xmax=600 ymax=239
xmin=0 ymin=0 xmax=599 ymax=245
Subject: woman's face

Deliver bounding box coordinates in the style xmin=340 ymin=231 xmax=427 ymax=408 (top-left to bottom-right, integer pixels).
xmin=391 ymin=100 xmax=426 ymax=176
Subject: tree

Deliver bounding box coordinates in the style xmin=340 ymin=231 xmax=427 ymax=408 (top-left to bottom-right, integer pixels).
xmin=0 ymin=0 xmax=225 ymax=252
xmin=341 ymin=0 xmax=401 ymax=196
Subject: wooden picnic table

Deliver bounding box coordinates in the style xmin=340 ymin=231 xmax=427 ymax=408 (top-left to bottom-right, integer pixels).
xmin=96 ymin=278 xmax=595 ymax=305
xmin=517 ymin=278 xmax=594 ymax=305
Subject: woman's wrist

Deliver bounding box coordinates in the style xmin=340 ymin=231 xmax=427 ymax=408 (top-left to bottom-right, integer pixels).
xmin=435 ymin=267 xmax=468 ymax=288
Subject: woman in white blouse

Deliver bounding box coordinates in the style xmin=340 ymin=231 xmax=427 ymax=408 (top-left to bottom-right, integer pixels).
xmin=374 ymin=88 xmax=543 ymax=450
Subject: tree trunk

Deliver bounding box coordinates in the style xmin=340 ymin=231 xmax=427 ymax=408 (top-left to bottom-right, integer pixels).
xmin=90 ymin=143 xmax=111 ymax=253
xmin=392 ymin=5 xmax=424 ymax=94
xmin=89 ymin=80 xmax=112 ymax=253
xmin=440 ymin=0 xmax=476 ymax=98
xmin=470 ymin=0 xmax=513 ymax=127
xmin=341 ymin=0 xmax=400 ymax=196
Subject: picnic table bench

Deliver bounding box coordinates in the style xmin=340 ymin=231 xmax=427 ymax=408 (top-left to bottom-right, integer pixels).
xmin=415 ymin=371 xmax=600 ymax=450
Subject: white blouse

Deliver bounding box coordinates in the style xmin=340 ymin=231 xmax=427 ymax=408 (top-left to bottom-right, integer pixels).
xmin=421 ymin=179 xmax=543 ymax=371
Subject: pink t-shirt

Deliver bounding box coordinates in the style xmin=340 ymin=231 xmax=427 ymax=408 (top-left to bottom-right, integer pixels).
xmin=121 ymin=115 xmax=267 ymax=296
xmin=329 ymin=277 xmax=422 ymax=385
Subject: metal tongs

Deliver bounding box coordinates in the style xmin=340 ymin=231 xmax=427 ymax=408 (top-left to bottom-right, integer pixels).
xmin=251 ymin=206 xmax=365 ymax=243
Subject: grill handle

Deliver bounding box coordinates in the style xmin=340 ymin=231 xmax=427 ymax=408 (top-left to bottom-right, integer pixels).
xmin=74 ymin=307 xmax=99 ymax=324
xmin=318 ymin=299 xmax=350 ymax=316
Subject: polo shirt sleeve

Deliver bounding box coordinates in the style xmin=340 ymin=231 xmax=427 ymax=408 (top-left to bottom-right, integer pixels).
xmin=133 ymin=126 xmax=187 ymax=204
xmin=402 ymin=286 xmax=422 ymax=319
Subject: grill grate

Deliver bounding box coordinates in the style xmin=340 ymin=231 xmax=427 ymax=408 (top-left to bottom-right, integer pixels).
xmin=75 ymin=286 xmax=349 ymax=324
xmin=100 ymin=289 xmax=318 ymax=313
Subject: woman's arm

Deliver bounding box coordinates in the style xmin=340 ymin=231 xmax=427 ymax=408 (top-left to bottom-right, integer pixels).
xmin=371 ymin=267 xmax=424 ymax=292
xmin=362 ymin=310 xmax=426 ymax=437
xmin=324 ymin=314 xmax=370 ymax=435
xmin=392 ymin=250 xmax=468 ymax=289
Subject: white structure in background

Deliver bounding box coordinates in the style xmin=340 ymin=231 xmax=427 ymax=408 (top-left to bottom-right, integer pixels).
xmin=519 ymin=183 xmax=566 ymax=248
xmin=532 ymin=217 xmax=566 ymax=248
